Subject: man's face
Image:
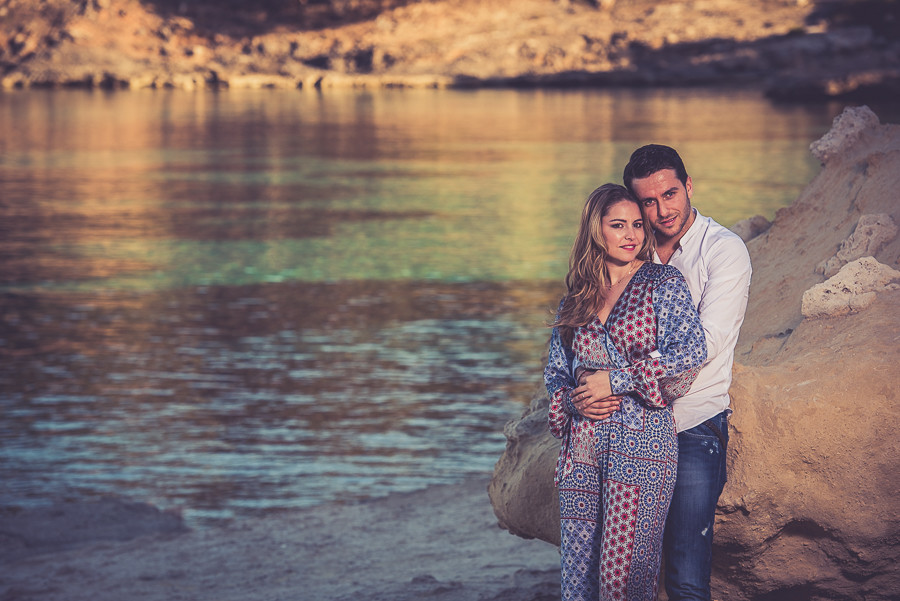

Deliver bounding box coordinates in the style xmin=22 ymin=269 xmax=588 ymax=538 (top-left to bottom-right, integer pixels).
xmin=630 ymin=169 xmax=693 ymax=242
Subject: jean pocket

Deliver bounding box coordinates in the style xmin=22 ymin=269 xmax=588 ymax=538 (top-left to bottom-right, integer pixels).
xmin=682 ymin=421 xmax=727 ymax=450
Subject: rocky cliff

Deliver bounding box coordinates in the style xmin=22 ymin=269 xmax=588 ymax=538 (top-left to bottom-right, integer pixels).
xmin=2 ymin=0 xmax=898 ymax=99
xmin=488 ymin=106 xmax=900 ymax=600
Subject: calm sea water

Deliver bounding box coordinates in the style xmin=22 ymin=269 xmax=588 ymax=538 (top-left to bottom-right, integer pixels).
xmin=0 ymin=88 xmax=879 ymax=526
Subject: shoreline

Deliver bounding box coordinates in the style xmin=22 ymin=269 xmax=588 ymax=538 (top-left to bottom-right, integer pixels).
xmin=3 ymin=0 xmax=898 ymax=100
xmin=0 ymin=474 xmax=562 ymax=601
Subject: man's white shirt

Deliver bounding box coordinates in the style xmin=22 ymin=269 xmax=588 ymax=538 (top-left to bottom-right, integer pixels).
xmin=655 ymin=209 xmax=752 ymax=432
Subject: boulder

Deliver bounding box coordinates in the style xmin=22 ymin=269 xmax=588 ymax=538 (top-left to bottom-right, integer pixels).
xmin=816 ymin=213 xmax=898 ymax=277
xmin=488 ymin=395 xmax=560 ymax=545
xmin=809 ymin=105 xmax=880 ymax=163
xmin=488 ymin=106 xmax=900 ymax=600
xmin=801 ymin=256 xmax=900 ymax=318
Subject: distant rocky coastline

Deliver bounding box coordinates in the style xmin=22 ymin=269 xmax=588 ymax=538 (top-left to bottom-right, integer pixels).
xmin=2 ymin=0 xmax=898 ymax=100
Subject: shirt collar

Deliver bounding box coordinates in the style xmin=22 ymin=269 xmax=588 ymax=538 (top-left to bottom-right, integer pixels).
xmin=661 ymin=208 xmax=702 ymax=262
xmin=678 ymin=207 xmax=704 ymax=249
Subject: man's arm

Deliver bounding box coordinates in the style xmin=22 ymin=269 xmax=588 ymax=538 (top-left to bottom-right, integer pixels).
xmin=695 ymin=236 xmax=751 ymax=363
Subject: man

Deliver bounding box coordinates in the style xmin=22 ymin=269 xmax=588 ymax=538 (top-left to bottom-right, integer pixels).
xmin=572 ymin=144 xmax=751 ymax=600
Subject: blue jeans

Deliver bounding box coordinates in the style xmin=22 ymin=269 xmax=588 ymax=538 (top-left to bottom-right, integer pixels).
xmin=663 ymin=411 xmax=729 ymax=601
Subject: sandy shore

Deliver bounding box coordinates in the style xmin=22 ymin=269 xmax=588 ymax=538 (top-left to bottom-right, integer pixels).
xmin=0 ymin=475 xmax=561 ymax=601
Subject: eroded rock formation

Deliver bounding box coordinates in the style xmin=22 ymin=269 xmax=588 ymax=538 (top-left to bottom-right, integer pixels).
xmin=816 ymin=213 xmax=898 ymax=278
xmin=802 ymin=256 xmax=900 ymax=318
xmin=488 ymin=106 xmax=900 ymax=600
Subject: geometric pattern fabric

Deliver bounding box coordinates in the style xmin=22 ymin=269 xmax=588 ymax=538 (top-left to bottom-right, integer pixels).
xmin=547 ymin=263 xmax=707 ymax=600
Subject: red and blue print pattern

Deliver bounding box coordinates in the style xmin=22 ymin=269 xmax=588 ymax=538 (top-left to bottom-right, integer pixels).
xmin=545 ymin=262 xmax=706 ymax=601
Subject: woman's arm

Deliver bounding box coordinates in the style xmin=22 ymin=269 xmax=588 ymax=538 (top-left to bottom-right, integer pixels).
xmin=545 ymin=321 xmax=578 ymax=439
xmin=607 ymin=272 xmax=707 ymax=408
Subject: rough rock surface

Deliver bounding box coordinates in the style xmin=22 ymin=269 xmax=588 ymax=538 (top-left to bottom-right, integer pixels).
xmin=488 ymin=106 xmax=900 ymax=601
xmin=801 ymin=256 xmax=900 ymax=318
xmin=1 ymin=0 xmax=899 ymax=99
xmin=816 ymin=213 xmax=899 ymax=277
xmin=809 ymin=105 xmax=883 ymax=163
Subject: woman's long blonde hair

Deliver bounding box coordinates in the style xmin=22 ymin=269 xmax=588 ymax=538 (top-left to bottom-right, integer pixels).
xmin=552 ymin=183 xmax=655 ymax=345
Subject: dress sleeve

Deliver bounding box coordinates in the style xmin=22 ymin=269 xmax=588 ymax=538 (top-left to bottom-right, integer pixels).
xmin=544 ymin=302 xmax=578 ymax=439
xmin=608 ymin=272 xmax=707 ymax=408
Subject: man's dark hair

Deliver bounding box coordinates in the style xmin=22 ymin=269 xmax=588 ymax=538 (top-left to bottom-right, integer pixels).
xmin=623 ymin=144 xmax=689 ymax=193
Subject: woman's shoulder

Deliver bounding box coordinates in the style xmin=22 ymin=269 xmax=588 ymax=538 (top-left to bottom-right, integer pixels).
xmin=553 ymin=293 xmax=574 ymax=318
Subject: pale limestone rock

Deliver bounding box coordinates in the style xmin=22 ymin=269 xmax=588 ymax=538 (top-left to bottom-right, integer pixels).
xmin=809 ymin=105 xmax=880 ymax=163
xmin=816 ymin=213 xmax=898 ymax=277
xmin=730 ymin=214 xmax=771 ymax=242
xmin=801 ymin=256 xmax=900 ymax=318
xmin=487 ymin=396 xmax=559 ymax=545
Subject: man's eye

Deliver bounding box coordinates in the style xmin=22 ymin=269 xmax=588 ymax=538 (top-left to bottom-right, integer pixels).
xmin=643 ymin=200 xmax=655 ymax=207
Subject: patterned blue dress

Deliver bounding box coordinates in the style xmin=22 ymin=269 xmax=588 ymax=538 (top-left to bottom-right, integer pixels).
xmin=545 ymin=262 xmax=707 ymax=601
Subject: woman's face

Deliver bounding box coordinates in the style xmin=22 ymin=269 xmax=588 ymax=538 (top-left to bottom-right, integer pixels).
xmin=600 ymin=200 xmax=645 ymax=266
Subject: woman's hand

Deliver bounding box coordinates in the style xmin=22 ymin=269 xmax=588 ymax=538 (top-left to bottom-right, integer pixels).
xmin=571 ymin=370 xmax=621 ymax=420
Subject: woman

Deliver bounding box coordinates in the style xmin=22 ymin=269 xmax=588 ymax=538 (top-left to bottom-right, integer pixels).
xmin=545 ymin=184 xmax=707 ymax=601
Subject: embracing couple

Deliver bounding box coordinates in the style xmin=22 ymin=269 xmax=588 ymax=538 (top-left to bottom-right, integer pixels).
xmin=545 ymin=145 xmax=752 ymax=601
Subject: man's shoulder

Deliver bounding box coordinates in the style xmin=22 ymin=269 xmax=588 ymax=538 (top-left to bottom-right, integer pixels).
xmin=695 ymin=214 xmax=750 ymax=261
xmin=697 ymin=212 xmax=739 ymax=241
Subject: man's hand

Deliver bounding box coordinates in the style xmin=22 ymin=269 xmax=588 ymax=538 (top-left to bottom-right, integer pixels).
xmin=571 ymin=369 xmax=620 ymax=420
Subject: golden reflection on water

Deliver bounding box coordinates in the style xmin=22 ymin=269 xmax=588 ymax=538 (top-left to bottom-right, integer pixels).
xmin=0 ymin=87 xmax=847 ymax=291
